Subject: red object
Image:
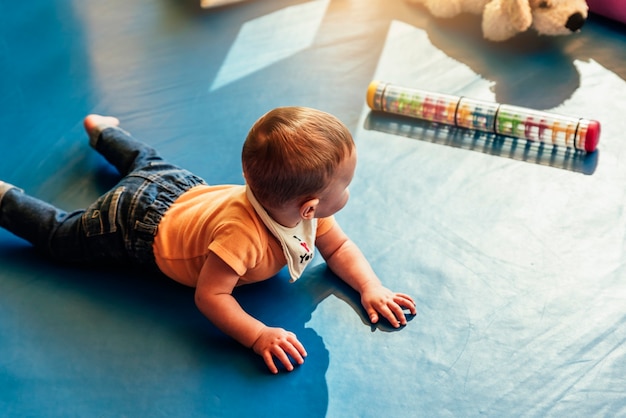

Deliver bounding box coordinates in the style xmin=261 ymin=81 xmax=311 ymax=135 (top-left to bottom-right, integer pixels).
xmin=587 ymin=0 xmax=626 ymax=24
xmin=585 ymin=120 xmax=601 ymax=153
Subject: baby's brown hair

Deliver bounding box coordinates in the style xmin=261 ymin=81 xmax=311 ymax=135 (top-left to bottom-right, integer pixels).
xmin=242 ymin=107 xmax=355 ymax=209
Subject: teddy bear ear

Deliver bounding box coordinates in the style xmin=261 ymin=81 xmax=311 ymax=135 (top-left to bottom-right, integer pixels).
xmin=505 ymin=0 xmax=533 ymax=31
xmin=482 ymin=0 xmax=533 ymax=41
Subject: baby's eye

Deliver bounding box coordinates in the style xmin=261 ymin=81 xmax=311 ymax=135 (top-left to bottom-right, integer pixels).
xmin=538 ymin=1 xmax=550 ymax=8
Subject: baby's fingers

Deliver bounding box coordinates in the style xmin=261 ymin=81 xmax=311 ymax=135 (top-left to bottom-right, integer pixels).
xmin=382 ymin=302 xmax=408 ymax=328
xmin=272 ymin=348 xmax=295 ymax=373
xmin=264 ymin=347 xmax=295 ymax=374
xmin=395 ymin=293 xmax=417 ymax=315
xmin=367 ymin=302 xmax=399 ymax=328
xmin=287 ymin=334 xmax=308 ymax=361
xmin=366 ymin=307 xmax=380 ymax=324
xmin=377 ymin=298 xmax=416 ymax=327
xmin=264 ymin=337 xmax=307 ymax=374
xmin=282 ymin=334 xmax=307 ymax=369
xmin=262 ymin=351 xmax=280 ymax=374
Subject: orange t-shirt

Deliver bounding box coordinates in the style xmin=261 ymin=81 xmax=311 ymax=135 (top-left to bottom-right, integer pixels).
xmin=152 ymin=185 xmax=335 ymax=287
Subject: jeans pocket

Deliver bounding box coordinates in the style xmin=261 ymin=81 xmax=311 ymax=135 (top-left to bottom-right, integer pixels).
xmin=82 ymin=186 xmax=125 ymax=237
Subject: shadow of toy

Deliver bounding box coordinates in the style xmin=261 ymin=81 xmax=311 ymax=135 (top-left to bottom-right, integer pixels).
xmin=364 ymin=111 xmax=598 ymax=175
xmin=405 ymin=7 xmax=626 ymax=109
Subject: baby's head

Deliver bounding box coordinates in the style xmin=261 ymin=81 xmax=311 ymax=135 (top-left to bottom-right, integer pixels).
xmin=242 ymin=107 xmax=356 ymax=215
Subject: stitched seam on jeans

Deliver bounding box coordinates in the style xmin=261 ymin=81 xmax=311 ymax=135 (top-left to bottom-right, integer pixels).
xmin=108 ymin=186 xmax=125 ymax=233
xmin=127 ymin=169 xmax=195 ymax=195
xmin=128 ymin=180 xmax=150 ymax=229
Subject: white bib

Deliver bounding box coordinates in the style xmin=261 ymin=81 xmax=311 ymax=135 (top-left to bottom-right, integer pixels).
xmin=246 ymin=186 xmax=316 ymax=282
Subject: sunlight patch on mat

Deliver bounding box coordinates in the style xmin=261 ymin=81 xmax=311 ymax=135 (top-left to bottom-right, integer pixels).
xmin=310 ymin=20 xmax=626 ymax=418
xmin=209 ymin=0 xmax=330 ymax=91
xmin=370 ymin=20 xmax=495 ymax=99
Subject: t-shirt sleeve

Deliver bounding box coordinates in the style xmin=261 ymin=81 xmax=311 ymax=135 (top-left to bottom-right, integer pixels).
xmin=316 ymin=215 xmax=336 ymax=238
xmin=208 ymin=221 xmax=266 ymax=277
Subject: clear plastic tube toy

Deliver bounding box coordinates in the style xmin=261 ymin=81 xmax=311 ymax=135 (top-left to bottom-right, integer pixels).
xmin=366 ymin=81 xmax=601 ymax=152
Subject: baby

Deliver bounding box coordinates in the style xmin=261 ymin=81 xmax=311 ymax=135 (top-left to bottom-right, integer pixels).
xmin=0 ymin=107 xmax=416 ymax=374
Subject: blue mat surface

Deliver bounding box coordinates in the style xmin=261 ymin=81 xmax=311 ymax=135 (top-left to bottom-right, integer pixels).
xmin=2 ymin=1 xmax=626 ymax=416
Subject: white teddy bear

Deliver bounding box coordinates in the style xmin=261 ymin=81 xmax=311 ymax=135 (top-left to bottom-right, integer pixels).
xmin=410 ymin=0 xmax=588 ymax=41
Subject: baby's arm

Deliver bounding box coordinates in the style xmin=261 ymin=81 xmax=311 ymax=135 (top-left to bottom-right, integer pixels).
xmin=195 ymin=252 xmax=307 ymax=374
xmin=316 ymin=223 xmax=417 ymax=327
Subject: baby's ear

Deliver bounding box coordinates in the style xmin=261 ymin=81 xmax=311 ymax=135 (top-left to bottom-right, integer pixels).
xmin=299 ymin=198 xmax=320 ymax=220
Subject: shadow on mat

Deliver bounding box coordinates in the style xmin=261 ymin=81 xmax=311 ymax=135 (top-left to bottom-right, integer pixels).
xmin=405 ymin=6 xmax=626 ymax=109
xmin=364 ymin=111 xmax=598 ymax=175
xmin=0 ymin=238 xmax=410 ymax=416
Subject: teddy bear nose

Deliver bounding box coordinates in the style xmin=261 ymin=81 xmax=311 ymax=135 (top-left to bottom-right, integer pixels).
xmin=565 ymin=12 xmax=585 ymax=32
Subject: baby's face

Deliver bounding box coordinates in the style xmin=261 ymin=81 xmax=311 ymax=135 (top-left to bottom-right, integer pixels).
xmin=314 ymin=150 xmax=357 ymax=218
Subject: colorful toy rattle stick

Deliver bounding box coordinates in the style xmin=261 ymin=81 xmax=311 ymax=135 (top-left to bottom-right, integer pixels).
xmin=366 ymin=81 xmax=601 ymax=152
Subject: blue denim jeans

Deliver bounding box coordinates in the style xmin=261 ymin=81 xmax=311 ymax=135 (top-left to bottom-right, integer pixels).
xmin=0 ymin=127 xmax=206 ymax=267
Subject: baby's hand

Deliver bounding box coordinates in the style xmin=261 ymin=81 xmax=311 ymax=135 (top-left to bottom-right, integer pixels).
xmin=251 ymin=326 xmax=307 ymax=374
xmin=361 ymin=284 xmax=417 ymax=328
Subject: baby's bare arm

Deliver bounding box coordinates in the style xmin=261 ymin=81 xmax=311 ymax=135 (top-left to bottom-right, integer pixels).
xmin=316 ymin=223 xmax=417 ymax=327
xmin=195 ymin=252 xmax=306 ymax=373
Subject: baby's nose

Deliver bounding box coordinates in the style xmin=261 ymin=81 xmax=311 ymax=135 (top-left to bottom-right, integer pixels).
xmin=565 ymin=12 xmax=585 ymax=32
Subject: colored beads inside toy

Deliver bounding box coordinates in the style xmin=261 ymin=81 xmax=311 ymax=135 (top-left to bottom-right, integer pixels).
xmin=367 ymin=81 xmax=600 ymax=152
xmin=456 ymin=97 xmax=498 ymax=131
xmin=495 ymin=105 xmax=581 ymax=148
xmin=377 ymin=84 xmax=458 ymax=125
